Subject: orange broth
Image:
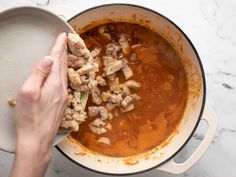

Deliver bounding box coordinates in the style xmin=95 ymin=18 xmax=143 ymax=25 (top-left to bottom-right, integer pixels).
xmin=71 ymin=23 xmax=188 ymax=157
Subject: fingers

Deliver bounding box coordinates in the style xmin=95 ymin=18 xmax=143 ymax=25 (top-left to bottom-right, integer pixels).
xmin=41 ymin=32 xmax=68 ymax=97
xmin=23 ymin=56 xmax=54 ymax=90
xmin=61 ymin=47 xmax=68 ymax=88
xmin=50 ymin=32 xmax=67 ymax=61
xmin=49 ymin=32 xmax=68 ymax=84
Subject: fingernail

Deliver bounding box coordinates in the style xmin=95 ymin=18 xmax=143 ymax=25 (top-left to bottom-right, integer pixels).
xmin=42 ymin=56 xmax=54 ymax=67
xmin=61 ymin=32 xmax=67 ymax=38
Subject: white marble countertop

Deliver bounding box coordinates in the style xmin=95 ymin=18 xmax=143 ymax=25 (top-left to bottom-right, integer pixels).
xmin=0 ymin=0 xmax=236 ymax=177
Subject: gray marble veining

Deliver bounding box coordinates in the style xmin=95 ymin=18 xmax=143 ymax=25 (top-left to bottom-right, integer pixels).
xmin=1 ymin=0 xmax=236 ymax=177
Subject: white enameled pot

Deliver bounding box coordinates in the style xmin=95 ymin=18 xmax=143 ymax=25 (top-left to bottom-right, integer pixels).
xmin=52 ymin=4 xmax=217 ymax=175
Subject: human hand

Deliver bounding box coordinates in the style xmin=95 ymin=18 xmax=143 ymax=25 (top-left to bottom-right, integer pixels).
xmin=11 ymin=33 xmax=68 ymax=177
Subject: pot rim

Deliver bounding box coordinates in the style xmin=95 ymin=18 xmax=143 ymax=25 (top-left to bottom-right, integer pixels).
xmin=56 ymin=3 xmax=206 ymax=176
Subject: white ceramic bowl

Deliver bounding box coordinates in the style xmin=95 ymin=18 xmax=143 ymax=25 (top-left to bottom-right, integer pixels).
xmin=54 ymin=4 xmax=217 ymax=175
xmin=0 ymin=6 xmax=75 ymax=153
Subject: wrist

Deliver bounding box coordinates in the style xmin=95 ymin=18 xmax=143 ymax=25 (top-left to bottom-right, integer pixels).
xmin=10 ymin=140 xmax=52 ymax=177
xmin=16 ymin=138 xmax=52 ymax=164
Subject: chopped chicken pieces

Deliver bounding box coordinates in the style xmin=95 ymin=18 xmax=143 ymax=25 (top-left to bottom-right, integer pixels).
xmin=77 ymin=63 xmax=94 ymax=75
xmin=61 ymin=33 xmax=100 ymax=131
xmin=96 ymin=76 xmax=106 ymax=86
xmin=98 ymin=25 xmax=106 ymax=33
xmin=68 ymin=94 xmax=73 ymax=104
xmin=62 ymin=85 xmax=88 ymax=131
xmin=73 ymin=85 xmax=88 ymax=92
xmin=61 ymin=120 xmax=79 ymax=132
xmin=103 ymin=56 xmax=114 ymax=67
xmin=89 ymin=118 xmax=107 ymax=135
xmin=61 ymin=32 xmax=141 ymax=133
xmin=88 ymin=106 xmax=100 ymax=117
xmin=119 ymin=33 xmax=130 ymax=55
xmin=91 ymin=48 xmax=101 ymax=58
xmin=122 ymin=85 xmax=130 ymax=96
xmin=106 ymin=102 xmax=117 ymax=111
xmin=121 ymin=95 xmax=133 ymax=107
xmin=101 ymin=92 xmax=110 ymax=102
xmin=73 ymin=91 xmax=81 ymax=101
xmin=68 ymin=54 xmax=85 ymax=68
xmin=91 ymin=118 xmax=106 ymax=127
xmin=80 ymin=75 xmax=90 ymax=84
xmin=89 ymin=125 xmax=107 ymax=135
xmin=88 ymin=79 xmax=98 ymax=90
xmin=110 ymin=93 xmax=123 ymax=104
xmin=98 ymin=25 xmax=111 ymax=41
xmin=99 ymin=106 xmax=109 ymax=120
xmin=105 ymin=60 xmax=123 ymax=75
xmin=109 ymin=94 xmax=122 ymax=104
xmin=88 ymin=106 xmax=109 ymax=120
xmin=68 ymin=68 xmax=82 ymax=89
xmin=105 ymin=42 xmax=121 ymax=57
xmin=122 ymin=64 xmax=133 ymax=80
xmin=101 ymin=92 xmax=123 ymax=104
xmin=64 ymin=108 xmax=73 ymax=120
xmin=72 ymin=112 xmax=87 ymax=122
xmin=131 ymin=94 xmax=141 ymax=101
xmin=74 ymin=104 xmax=83 ymax=112
xmin=7 ymin=98 xmax=16 ymax=107
xmin=120 ymin=103 xmax=134 ymax=113
xmin=125 ymin=80 xmax=141 ymax=90
xmin=98 ymin=137 xmax=111 ymax=145
xmin=68 ymin=33 xmax=91 ymax=58
xmin=91 ymin=88 xmax=102 ymax=105
xmin=109 ymin=78 xmax=121 ymax=92
xmin=90 ymin=61 xmax=99 ymax=73
xmin=101 ymin=33 xmax=112 ymax=41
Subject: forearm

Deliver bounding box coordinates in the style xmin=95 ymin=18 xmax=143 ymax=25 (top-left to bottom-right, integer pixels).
xmin=9 ymin=141 xmax=52 ymax=177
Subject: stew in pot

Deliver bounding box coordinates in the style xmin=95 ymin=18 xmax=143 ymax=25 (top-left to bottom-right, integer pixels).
xmin=70 ymin=23 xmax=188 ymax=157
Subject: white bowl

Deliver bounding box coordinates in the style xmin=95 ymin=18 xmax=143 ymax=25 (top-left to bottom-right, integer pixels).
xmin=0 ymin=6 xmax=75 ymax=153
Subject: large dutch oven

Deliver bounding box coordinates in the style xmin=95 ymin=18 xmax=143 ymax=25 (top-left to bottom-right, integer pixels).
xmin=53 ymin=4 xmax=217 ymax=175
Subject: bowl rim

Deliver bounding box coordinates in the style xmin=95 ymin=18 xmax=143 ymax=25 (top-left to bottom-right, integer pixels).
xmin=0 ymin=5 xmax=73 ymax=33
xmin=56 ymin=3 xmax=206 ymax=176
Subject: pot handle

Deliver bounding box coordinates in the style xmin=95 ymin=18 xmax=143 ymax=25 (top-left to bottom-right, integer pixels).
xmin=51 ymin=5 xmax=78 ymax=21
xmin=157 ymin=103 xmax=217 ymax=174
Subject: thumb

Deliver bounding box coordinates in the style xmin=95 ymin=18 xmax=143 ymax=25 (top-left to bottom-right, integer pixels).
xmin=24 ymin=56 xmax=54 ymax=90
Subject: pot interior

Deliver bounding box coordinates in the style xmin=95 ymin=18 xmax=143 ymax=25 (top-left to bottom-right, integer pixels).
xmin=57 ymin=4 xmax=205 ymax=174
